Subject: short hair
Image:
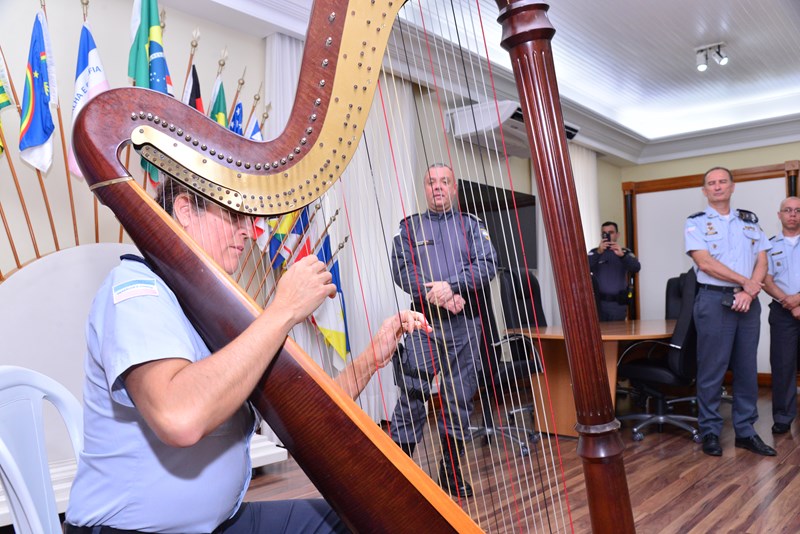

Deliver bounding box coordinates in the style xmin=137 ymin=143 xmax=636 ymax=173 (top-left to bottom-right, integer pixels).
xmin=155 ymin=175 xmax=207 ymax=217
xmin=780 ymin=196 xmax=800 ymax=211
xmin=702 ymin=166 xmax=734 ymax=185
xmin=425 ymin=162 xmax=454 ymax=177
xmin=600 ymin=221 xmax=618 ymax=232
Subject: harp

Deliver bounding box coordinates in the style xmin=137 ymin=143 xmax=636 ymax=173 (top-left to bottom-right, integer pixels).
xmin=72 ymin=0 xmax=633 ymax=532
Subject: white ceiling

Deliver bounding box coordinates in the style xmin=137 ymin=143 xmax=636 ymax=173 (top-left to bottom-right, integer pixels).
xmin=162 ymin=0 xmax=800 ymax=165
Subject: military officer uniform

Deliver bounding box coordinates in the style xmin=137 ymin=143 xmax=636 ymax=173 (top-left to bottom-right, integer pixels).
xmin=767 ymin=233 xmax=800 ymax=429
xmin=685 ymin=206 xmax=771 ymax=440
xmin=389 ymin=208 xmax=497 ymax=446
xmin=588 ymin=245 xmax=640 ymax=321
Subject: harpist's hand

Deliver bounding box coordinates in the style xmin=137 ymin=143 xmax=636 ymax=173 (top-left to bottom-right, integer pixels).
xmin=371 ymin=311 xmax=431 ymax=370
xmin=273 ymin=256 xmax=337 ymax=325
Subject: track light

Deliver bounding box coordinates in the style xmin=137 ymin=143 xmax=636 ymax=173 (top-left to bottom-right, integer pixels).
xmin=712 ymin=45 xmax=728 ymax=66
xmin=696 ymin=49 xmax=708 ymax=72
xmin=696 ymin=42 xmax=728 ymax=72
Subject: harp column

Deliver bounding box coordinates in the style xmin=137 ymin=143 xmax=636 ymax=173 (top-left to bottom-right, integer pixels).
xmin=494 ymin=1 xmax=635 ymax=532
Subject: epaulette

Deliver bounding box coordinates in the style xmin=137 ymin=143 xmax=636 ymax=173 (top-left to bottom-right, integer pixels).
xmin=737 ymin=209 xmax=758 ymax=223
xmin=769 ymin=235 xmax=778 ymax=242
xmin=398 ymin=213 xmax=419 ymax=227
xmin=462 ymin=212 xmax=484 ymax=224
xmin=688 ymin=211 xmax=705 ymax=219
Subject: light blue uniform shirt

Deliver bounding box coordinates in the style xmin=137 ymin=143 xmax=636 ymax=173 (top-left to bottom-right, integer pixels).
xmin=684 ymin=206 xmax=771 ymax=286
xmin=767 ymin=234 xmax=800 ymax=296
xmin=67 ymin=258 xmax=255 ymax=533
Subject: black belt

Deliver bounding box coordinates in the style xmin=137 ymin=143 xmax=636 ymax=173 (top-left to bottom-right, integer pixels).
xmin=65 ymin=526 xmax=144 ymax=534
xmin=699 ymin=284 xmax=741 ymax=293
xmin=64 ymin=504 xmax=246 ymax=534
xmin=598 ymin=293 xmax=622 ymax=302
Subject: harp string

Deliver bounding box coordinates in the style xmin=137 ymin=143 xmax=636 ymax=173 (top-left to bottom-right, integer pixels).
xmin=258 ymin=0 xmax=556 ymax=528
xmin=390 ymin=0 xmax=563 ymax=528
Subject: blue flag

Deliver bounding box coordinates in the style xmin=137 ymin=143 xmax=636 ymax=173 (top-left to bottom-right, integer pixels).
xmin=19 ymin=11 xmax=58 ymax=172
xmin=229 ymin=100 xmax=243 ymax=135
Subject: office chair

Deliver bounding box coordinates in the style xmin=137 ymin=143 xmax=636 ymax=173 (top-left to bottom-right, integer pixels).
xmin=617 ymin=268 xmax=701 ymax=442
xmin=469 ymin=267 xmax=544 ymax=456
xmin=0 ymin=366 xmax=83 ymax=534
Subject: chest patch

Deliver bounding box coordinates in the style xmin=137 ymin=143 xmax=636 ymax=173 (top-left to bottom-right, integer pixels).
xmin=112 ymin=279 xmax=159 ymax=304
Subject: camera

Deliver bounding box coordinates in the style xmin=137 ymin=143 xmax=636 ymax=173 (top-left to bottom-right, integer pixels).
xmin=602 ymin=231 xmax=611 ymax=242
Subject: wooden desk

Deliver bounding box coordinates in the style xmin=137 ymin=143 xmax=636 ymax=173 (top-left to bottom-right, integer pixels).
xmin=508 ymin=319 xmax=676 ymax=438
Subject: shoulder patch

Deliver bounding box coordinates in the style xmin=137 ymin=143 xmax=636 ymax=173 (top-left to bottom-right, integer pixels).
xmin=737 ymin=209 xmax=759 ymax=223
xmin=112 ymin=279 xmax=159 ymax=304
xmin=688 ymin=211 xmax=705 ymax=219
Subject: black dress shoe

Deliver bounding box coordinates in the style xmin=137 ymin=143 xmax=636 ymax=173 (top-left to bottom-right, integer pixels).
xmin=438 ymin=462 xmax=473 ymax=498
xmin=702 ymin=434 xmax=722 ymax=456
xmin=734 ymin=434 xmax=777 ymax=456
xmin=772 ymin=422 xmax=791 ymax=435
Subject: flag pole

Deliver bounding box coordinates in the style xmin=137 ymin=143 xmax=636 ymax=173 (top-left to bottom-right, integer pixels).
xmin=227 ymin=67 xmax=246 ymax=122
xmin=43 ymin=0 xmax=81 ymax=247
xmin=245 ymin=82 xmax=262 ymax=130
xmin=279 ymin=204 xmax=322 ymax=268
xmin=253 ymin=209 xmax=315 ymax=299
xmin=207 ymin=48 xmax=227 ymax=118
xmin=0 ymin=44 xmax=37 ymax=260
xmin=0 ymin=126 xmax=23 ymax=270
xmin=264 ymin=205 xmax=323 ymax=301
xmin=245 ymin=213 xmax=297 ymax=295
xmin=79 ymin=0 xmax=101 ymax=242
xmin=259 ymin=106 xmax=271 ymax=138
xmin=181 ymin=28 xmax=200 ymax=99
xmin=310 ymin=209 xmax=339 ymax=256
xmin=0 ymin=44 xmax=48 ymax=256
xmin=325 ymin=236 xmax=349 ymax=270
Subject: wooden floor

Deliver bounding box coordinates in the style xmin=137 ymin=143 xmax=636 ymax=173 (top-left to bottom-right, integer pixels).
xmin=245 ymin=387 xmax=800 ymax=533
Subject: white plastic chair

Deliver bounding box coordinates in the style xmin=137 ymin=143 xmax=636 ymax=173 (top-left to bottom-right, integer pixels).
xmin=0 ymin=365 xmax=83 ymax=534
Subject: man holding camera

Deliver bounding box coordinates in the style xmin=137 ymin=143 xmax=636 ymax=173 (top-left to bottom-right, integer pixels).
xmin=588 ymin=221 xmax=640 ymax=321
xmin=685 ymin=166 xmax=774 ymax=457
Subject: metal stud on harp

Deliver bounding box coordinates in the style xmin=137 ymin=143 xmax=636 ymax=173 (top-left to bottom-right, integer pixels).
xmin=124 ymin=0 xmax=398 ymax=217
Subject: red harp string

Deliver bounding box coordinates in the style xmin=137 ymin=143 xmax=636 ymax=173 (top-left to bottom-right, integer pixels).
xmin=325 ymin=0 xmax=575 ymax=530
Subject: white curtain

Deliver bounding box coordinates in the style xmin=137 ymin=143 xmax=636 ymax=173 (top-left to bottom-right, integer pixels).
xmin=263 ymin=33 xmax=304 ymax=140
xmin=533 ymin=142 xmax=598 ymax=326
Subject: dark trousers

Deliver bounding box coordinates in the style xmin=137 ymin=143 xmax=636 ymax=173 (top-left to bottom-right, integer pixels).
xmin=390 ymin=314 xmax=482 ymax=444
xmin=694 ymin=287 xmax=760 ymax=438
xmin=769 ymin=301 xmax=800 ymax=425
xmin=65 ymin=501 xmax=349 ymax=534
xmin=598 ymin=300 xmax=628 ymax=321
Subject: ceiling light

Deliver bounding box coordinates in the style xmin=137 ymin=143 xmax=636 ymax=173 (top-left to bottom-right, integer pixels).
xmin=712 ymin=45 xmax=728 ymax=66
xmin=696 ymin=49 xmax=708 ymax=72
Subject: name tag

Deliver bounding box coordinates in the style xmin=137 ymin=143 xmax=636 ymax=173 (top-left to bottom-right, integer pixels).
xmin=113 ymin=279 xmax=159 ymax=304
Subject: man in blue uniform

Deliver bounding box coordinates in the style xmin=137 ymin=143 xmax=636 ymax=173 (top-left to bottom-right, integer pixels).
xmin=588 ymin=221 xmax=640 ymax=321
xmin=684 ymin=166 xmax=775 ymax=457
xmin=390 ymin=163 xmax=497 ymax=498
xmin=763 ymin=196 xmax=800 ymax=435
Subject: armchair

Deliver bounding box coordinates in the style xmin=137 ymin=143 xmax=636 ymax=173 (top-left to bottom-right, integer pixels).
xmin=617 ymin=268 xmax=701 ymax=442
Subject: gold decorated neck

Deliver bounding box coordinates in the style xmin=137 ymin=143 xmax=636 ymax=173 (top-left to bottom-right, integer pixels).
xmin=130 ymin=0 xmax=404 ymax=217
